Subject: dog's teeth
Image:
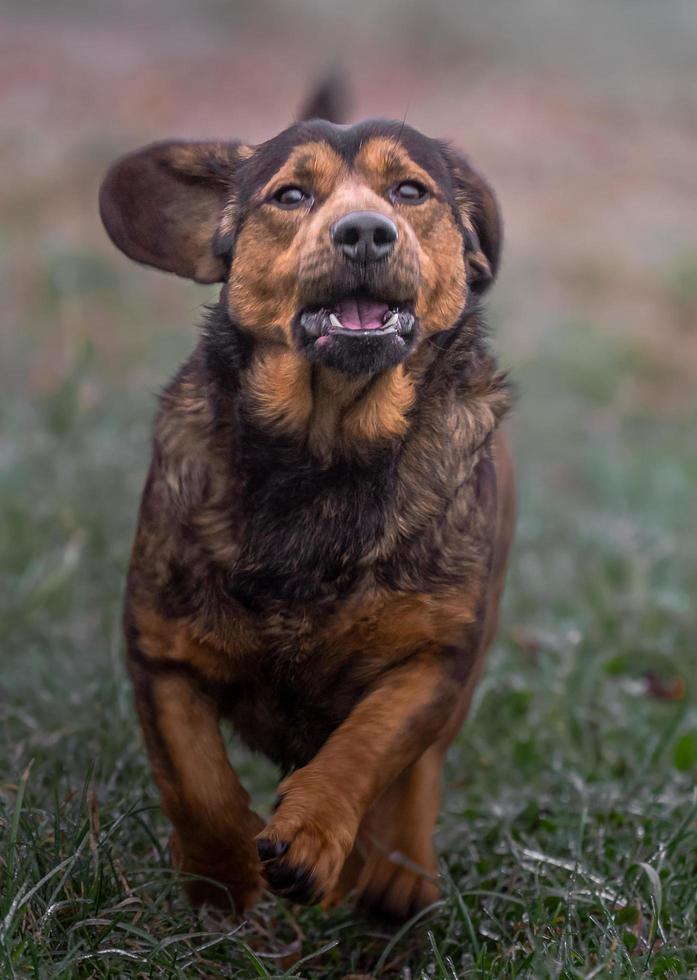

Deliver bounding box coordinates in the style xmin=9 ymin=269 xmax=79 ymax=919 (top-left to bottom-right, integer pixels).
xmin=329 ymin=313 xmax=343 ymax=329
xmin=382 ymin=312 xmax=400 ymax=328
xmin=300 ymin=313 xmax=320 ymax=337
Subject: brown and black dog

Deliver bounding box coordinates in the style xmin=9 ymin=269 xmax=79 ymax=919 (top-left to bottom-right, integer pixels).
xmin=99 ymin=80 xmax=515 ymax=923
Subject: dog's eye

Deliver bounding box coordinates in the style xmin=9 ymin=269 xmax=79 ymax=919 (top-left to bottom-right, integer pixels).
xmin=392 ymin=181 xmax=429 ymax=204
xmin=272 ymin=186 xmax=311 ymax=209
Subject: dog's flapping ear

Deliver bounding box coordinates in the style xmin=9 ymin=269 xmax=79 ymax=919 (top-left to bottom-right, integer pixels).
xmin=99 ymin=140 xmax=250 ymax=282
xmin=297 ymin=70 xmax=349 ymax=124
xmin=444 ymin=149 xmax=502 ymax=295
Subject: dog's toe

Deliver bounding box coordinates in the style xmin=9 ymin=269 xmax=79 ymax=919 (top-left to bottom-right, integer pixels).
xmin=255 ymin=821 xmax=349 ymax=905
xmin=257 ymin=836 xmax=318 ymax=901
xmin=262 ymin=857 xmax=319 ymax=903
xmin=287 ymin=867 xmax=317 ymax=904
xmin=256 ymin=837 xmax=289 ymax=862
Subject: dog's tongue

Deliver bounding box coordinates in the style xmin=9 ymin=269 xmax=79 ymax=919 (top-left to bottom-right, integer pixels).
xmin=334 ymin=298 xmax=389 ymax=330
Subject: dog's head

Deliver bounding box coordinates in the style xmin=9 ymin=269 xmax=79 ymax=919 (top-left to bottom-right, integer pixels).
xmin=100 ymin=104 xmax=500 ymax=377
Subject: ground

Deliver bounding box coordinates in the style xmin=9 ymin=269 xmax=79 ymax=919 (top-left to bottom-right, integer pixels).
xmin=1 ymin=3 xmax=697 ymax=977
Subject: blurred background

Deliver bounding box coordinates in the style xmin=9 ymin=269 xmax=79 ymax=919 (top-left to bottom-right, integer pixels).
xmin=2 ymin=1 xmax=697 ymax=975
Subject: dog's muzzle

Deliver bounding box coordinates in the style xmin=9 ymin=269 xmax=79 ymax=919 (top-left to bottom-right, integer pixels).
xmin=294 ymin=295 xmax=417 ymax=376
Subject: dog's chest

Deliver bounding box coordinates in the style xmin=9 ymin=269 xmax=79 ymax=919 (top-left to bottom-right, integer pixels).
xmin=220 ymin=590 xmax=426 ymax=771
xmin=221 ymin=628 xmax=373 ymax=771
xmin=226 ymin=435 xmax=399 ymax=607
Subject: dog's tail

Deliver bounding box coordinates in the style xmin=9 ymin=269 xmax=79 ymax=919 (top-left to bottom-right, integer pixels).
xmin=297 ymin=70 xmax=349 ymax=124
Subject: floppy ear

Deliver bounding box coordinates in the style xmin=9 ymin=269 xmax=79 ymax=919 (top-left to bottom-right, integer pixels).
xmin=445 ymin=150 xmax=502 ymax=295
xmin=99 ymin=140 xmax=248 ymax=283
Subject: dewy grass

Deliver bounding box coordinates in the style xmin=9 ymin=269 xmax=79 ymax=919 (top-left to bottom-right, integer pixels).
xmin=2 ymin=289 xmax=696 ymax=978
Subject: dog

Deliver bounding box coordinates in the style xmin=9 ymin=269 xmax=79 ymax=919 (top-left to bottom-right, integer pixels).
xmin=99 ymin=77 xmax=515 ymax=923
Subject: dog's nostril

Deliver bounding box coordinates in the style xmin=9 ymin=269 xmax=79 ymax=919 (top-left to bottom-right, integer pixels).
xmin=342 ymin=227 xmax=360 ymax=247
xmin=373 ymin=226 xmax=395 ymax=247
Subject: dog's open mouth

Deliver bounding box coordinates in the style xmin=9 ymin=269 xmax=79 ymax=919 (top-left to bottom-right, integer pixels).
xmin=299 ymin=297 xmax=415 ymax=344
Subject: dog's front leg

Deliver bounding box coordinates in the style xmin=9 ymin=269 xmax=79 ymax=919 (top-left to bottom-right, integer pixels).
xmin=128 ymin=653 xmax=264 ymax=912
xmin=256 ymin=650 xmax=462 ymax=904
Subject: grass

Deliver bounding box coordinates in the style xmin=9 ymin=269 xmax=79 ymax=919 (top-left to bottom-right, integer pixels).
xmin=2 ymin=256 xmax=696 ymax=979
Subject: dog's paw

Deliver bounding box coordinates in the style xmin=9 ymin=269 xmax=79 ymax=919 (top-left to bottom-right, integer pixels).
xmin=355 ymin=851 xmax=441 ymax=923
xmin=256 ymin=796 xmax=356 ymax=904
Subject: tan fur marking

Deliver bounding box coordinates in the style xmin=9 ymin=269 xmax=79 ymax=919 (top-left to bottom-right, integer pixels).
xmin=132 ymin=604 xmax=257 ymax=681
xmin=341 ymin=365 xmax=416 ymax=444
xmin=243 ymin=350 xmax=417 ymax=455
xmin=354 ymin=138 xmax=439 ymax=197
xmin=306 ymin=367 xmax=367 ymax=459
xmin=324 ymin=588 xmax=478 ymax=666
xmin=258 ymin=142 xmax=345 ymax=203
xmin=246 ymin=349 xmax=314 ymax=434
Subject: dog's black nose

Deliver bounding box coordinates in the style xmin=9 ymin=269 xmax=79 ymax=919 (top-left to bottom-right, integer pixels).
xmin=331 ymin=211 xmax=397 ymax=263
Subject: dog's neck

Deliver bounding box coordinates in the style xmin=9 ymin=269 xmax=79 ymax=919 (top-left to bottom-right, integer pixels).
xmin=202 ymin=303 xmax=503 ymax=462
xmin=243 ymin=348 xmax=425 ymax=460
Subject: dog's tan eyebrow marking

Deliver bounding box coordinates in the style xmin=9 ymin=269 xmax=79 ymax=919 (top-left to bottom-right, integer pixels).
xmin=292 ymin=152 xmax=318 ymax=183
xmin=259 ymin=142 xmax=345 ymax=200
xmin=354 ymin=138 xmax=440 ymax=196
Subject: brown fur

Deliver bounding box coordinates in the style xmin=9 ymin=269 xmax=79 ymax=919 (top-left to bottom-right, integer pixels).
xmin=101 ymin=107 xmax=515 ymax=922
xmin=128 ymin=663 xmax=264 ymax=910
